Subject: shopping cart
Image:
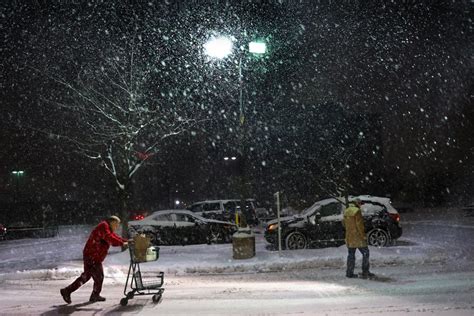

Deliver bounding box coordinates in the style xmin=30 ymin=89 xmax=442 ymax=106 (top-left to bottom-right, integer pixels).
xmin=120 ymin=243 xmax=165 ymax=306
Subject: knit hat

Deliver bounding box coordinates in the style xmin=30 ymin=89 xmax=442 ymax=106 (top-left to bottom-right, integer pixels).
xmin=108 ymin=215 xmax=121 ymax=223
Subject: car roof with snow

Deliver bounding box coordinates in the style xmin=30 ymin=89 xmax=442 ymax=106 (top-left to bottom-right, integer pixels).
xmin=130 ymin=209 xmax=200 ymax=224
xmin=352 ymin=195 xmax=397 ymax=213
xmin=191 ymin=199 xmax=255 ymax=204
xmin=129 ymin=209 xmax=234 ymax=226
xmin=148 ymin=209 xmax=198 ymax=216
xmin=302 ymin=195 xmax=397 ymax=216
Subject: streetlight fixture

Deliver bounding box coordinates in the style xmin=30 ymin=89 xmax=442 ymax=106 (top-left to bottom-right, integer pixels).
xmin=248 ymin=41 xmax=267 ymax=54
xmin=204 ymin=36 xmax=233 ymax=59
xmin=11 ymin=170 xmax=25 ymax=202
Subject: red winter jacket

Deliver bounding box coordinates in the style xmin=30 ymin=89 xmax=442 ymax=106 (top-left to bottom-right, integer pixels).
xmin=83 ymin=221 xmax=126 ymax=263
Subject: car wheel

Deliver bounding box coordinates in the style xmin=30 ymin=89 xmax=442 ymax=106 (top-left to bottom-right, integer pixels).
xmin=222 ymin=230 xmax=233 ymax=243
xmin=367 ymin=228 xmax=389 ymax=247
xmin=208 ymin=228 xmax=224 ymax=244
xmin=285 ymin=231 xmax=307 ymax=250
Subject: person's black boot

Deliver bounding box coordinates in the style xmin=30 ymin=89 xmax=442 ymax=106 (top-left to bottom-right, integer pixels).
xmin=89 ymin=294 xmax=106 ymax=302
xmin=346 ymin=273 xmax=358 ymax=278
xmin=360 ymin=272 xmax=376 ymax=279
xmin=60 ymin=288 xmax=71 ymax=304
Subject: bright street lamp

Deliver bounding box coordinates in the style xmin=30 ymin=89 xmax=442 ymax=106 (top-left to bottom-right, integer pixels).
xmin=204 ymin=36 xmax=233 ymax=59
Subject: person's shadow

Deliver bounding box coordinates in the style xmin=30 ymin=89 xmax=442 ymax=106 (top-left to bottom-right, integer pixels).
xmin=40 ymin=302 xmax=101 ymax=315
xmin=40 ymin=301 xmax=145 ymax=315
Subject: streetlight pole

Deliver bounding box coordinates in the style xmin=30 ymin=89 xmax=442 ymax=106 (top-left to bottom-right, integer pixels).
xmin=204 ymin=35 xmax=267 ymax=225
xmin=239 ymin=56 xmax=244 ymax=125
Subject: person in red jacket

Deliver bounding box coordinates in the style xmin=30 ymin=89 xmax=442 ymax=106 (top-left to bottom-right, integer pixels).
xmin=60 ymin=215 xmax=128 ymax=303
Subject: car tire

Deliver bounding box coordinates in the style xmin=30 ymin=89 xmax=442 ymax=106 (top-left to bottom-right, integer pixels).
xmin=208 ymin=228 xmax=223 ymax=244
xmin=285 ymin=231 xmax=307 ymax=250
xmin=367 ymin=228 xmax=390 ymax=247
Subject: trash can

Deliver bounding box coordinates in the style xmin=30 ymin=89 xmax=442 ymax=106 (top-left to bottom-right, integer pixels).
xmin=232 ymin=228 xmax=255 ymax=259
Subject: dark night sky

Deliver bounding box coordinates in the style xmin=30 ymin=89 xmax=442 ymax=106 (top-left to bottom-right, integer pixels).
xmin=0 ymin=1 xmax=472 ymax=209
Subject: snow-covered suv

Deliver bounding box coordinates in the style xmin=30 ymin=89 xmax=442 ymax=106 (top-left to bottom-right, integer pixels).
xmin=188 ymin=199 xmax=258 ymax=225
xmin=264 ymin=196 xmax=402 ymax=249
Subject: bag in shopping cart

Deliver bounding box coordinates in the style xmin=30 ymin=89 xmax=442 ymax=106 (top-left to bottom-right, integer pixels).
xmin=133 ymin=234 xmax=150 ymax=262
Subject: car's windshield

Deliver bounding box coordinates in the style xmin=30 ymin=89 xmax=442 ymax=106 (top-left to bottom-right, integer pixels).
xmin=301 ymin=203 xmax=321 ymax=217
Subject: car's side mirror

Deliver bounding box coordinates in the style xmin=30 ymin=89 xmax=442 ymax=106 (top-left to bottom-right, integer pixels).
xmin=308 ymin=216 xmax=316 ymax=225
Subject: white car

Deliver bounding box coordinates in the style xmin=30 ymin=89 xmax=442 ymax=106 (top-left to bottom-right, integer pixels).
xmin=128 ymin=209 xmax=237 ymax=245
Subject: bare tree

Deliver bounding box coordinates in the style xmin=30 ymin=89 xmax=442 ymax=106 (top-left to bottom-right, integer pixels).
xmin=37 ymin=47 xmax=198 ymax=236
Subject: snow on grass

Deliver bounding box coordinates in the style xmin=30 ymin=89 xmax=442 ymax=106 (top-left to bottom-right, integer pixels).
xmin=0 ymin=232 xmax=447 ymax=282
xmin=2 ymin=207 xmax=471 ymax=282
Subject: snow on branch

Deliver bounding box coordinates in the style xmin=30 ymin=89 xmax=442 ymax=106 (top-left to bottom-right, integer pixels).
xmin=34 ymin=47 xmax=198 ymax=192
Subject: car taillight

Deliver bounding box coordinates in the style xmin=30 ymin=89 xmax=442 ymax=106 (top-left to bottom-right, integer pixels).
xmin=388 ymin=213 xmax=400 ymax=222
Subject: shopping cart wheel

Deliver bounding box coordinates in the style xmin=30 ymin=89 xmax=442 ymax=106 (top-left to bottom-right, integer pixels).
xmin=152 ymin=293 xmax=162 ymax=304
xmin=126 ymin=292 xmax=134 ymax=299
xmin=120 ymin=298 xmax=128 ymax=306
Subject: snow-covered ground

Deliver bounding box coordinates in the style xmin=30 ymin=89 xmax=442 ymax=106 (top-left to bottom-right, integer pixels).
xmin=0 ymin=207 xmax=473 ymax=315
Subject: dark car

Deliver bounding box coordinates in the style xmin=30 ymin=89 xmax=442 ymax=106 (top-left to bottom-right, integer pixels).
xmin=264 ymin=196 xmax=402 ymax=250
xmin=128 ymin=209 xmax=238 ymax=246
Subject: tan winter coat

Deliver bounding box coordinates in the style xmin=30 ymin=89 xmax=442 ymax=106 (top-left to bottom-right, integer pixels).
xmin=343 ymin=203 xmax=367 ymax=248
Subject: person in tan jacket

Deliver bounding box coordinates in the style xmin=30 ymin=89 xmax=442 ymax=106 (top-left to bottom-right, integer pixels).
xmin=343 ymin=198 xmax=374 ymax=278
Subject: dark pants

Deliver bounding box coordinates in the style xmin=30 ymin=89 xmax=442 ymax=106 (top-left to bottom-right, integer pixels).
xmin=65 ymin=258 xmax=104 ymax=295
xmin=346 ymin=247 xmax=370 ymax=276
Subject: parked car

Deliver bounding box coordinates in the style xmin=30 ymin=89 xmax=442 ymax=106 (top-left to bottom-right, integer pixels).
xmin=128 ymin=209 xmax=238 ymax=246
xmin=256 ymin=206 xmax=300 ymax=223
xmin=187 ymin=199 xmax=259 ymax=225
xmin=264 ymin=196 xmax=402 ymax=250
xmin=0 ymin=223 xmax=6 ymax=240
xmin=255 ymin=207 xmax=274 ymax=223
